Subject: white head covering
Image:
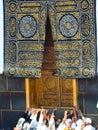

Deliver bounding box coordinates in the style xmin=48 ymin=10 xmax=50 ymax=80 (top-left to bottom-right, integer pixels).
xmin=85 ymin=118 xmax=92 ymax=124
xmin=76 ymin=119 xmax=83 ymax=127
xmin=65 ymin=118 xmax=72 ymax=126
xmin=16 ymin=118 xmax=25 ymax=128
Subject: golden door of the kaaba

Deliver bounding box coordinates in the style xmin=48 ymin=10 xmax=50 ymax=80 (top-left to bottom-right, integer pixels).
xmin=25 ymin=73 xmax=78 ymax=109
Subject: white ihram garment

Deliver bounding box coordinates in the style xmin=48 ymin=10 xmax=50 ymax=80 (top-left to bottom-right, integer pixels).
xmin=82 ymin=125 xmax=95 ymax=130
xmin=49 ymin=117 xmax=55 ymax=130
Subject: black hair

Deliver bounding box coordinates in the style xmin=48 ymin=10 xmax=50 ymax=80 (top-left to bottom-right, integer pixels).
xmin=36 ymin=111 xmax=41 ymax=122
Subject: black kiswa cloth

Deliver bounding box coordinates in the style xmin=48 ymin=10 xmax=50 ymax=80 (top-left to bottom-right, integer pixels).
xmin=4 ymin=0 xmax=46 ymax=78
xmin=4 ymin=0 xmax=97 ymax=78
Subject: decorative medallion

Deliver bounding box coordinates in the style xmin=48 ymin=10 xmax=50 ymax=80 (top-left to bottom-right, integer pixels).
xmin=9 ymin=67 xmax=16 ymax=75
xmin=82 ymin=67 xmax=90 ymax=76
xmin=19 ymin=15 xmax=37 ymax=38
xmin=81 ymin=0 xmax=89 ymax=10
xmin=9 ymin=2 xmax=17 ymax=12
xmin=59 ymin=14 xmax=78 ymax=38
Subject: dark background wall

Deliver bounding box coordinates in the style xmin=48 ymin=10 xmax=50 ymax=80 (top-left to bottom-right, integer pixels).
xmin=0 ymin=75 xmax=98 ymax=129
xmin=0 ymin=75 xmax=26 ymax=130
xmin=78 ymin=78 xmax=98 ymax=127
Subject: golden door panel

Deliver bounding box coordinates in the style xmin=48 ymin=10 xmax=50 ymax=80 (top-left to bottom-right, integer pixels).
xmin=25 ymin=75 xmax=78 ymax=108
xmin=37 ymin=70 xmax=60 ymax=107
xmin=60 ymin=78 xmax=73 ymax=107
xmin=25 ymin=78 xmax=38 ymax=108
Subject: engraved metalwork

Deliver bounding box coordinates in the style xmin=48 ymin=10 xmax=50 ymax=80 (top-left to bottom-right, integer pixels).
xmin=59 ymin=14 xmax=78 ymax=38
xmin=19 ymin=15 xmax=37 ymax=38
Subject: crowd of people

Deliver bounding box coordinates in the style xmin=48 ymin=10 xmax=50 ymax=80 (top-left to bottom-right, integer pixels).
xmin=14 ymin=106 xmax=96 ymax=130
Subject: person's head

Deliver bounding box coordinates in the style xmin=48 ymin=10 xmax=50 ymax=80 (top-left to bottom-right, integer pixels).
xmin=67 ymin=110 xmax=74 ymax=119
xmin=85 ymin=118 xmax=92 ymax=125
xmin=36 ymin=111 xmax=41 ymax=121
xmin=76 ymin=119 xmax=83 ymax=127
xmin=65 ymin=118 xmax=72 ymax=126
xmin=44 ymin=118 xmax=49 ymax=127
